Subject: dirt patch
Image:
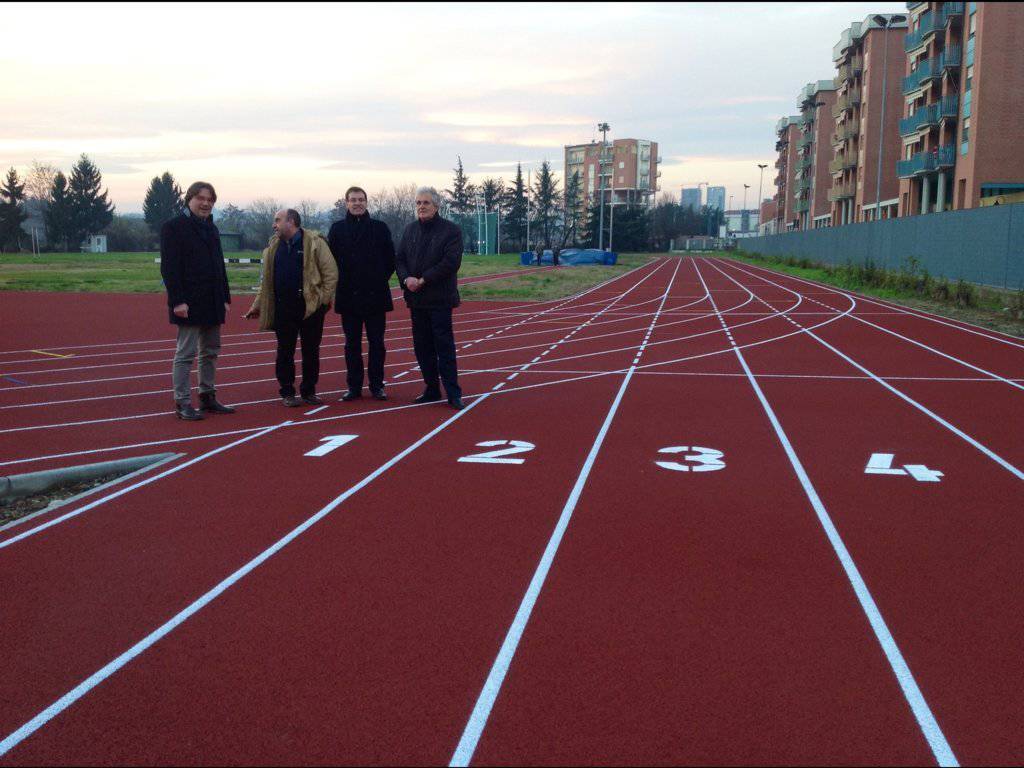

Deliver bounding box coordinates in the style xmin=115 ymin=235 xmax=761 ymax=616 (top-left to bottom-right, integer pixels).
xmin=0 ymin=473 xmax=119 ymax=526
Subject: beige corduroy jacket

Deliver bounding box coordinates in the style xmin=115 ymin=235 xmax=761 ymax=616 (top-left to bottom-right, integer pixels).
xmin=247 ymin=229 xmax=339 ymax=331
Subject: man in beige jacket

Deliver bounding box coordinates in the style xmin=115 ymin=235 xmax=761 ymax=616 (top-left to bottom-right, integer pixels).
xmin=244 ymin=209 xmax=338 ymax=406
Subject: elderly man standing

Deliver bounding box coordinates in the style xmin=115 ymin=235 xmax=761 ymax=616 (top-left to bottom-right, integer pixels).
xmin=395 ymin=186 xmax=464 ymax=409
xmin=160 ymin=181 xmax=235 ymax=421
xmin=244 ymin=209 xmax=338 ymax=407
xmin=328 ymin=187 xmax=396 ymax=402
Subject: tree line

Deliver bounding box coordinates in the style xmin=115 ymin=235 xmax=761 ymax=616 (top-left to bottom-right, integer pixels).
xmin=0 ymin=155 xmax=724 ymax=254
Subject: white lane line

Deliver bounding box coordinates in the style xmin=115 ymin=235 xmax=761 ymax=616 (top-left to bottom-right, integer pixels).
xmin=450 ymin=260 xmax=680 ymax=767
xmin=304 ymin=406 xmax=328 ymax=416
xmin=0 ymin=397 xmax=492 ymax=759
xmin=720 ymin=260 xmax=1024 ymax=394
xmin=693 ymin=258 xmax=959 ymax=767
xmin=0 ymin=422 xmax=290 ymax=552
xmin=707 ymin=259 xmax=1024 ymax=482
xmin=392 ymin=371 xmax=409 ymax=380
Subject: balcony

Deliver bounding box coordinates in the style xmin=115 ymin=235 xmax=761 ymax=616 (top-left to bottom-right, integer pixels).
xmin=828 ymin=183 xmax=855 ymax=202
xmin=833 ymin=123 xmax=860 ymax=144
xmin=797 ymin=133 xmax=814 ymax=150
xmin=793 ymin=200 xmax=810 ymax=213
xmin=904 ymin=12 xmax=941 ymax=52
xmin=900 ymin=102 xmax=940 ymax=135
xmin=944 ymin=44 xmax=962 ymax=68
xmin=797 ymin=155 xmax=813 ymax=172
xmin=835 ymin=55 xmax=864 ymax=86
xmin=943 ymin=1 xmax=964 ymax=25
xmin=904 ymin=49 xmax=961 ymax=93
xmin=939 ymin=93 xmax=959 ymax=120
xmin=828 ymin=154 xmax=858 ymax=174
xmin=831 ymin=87 xmax=862 ymax=117
xmin=896 ymin=144 xmax=956 ymax=177
xmin=795 ymin=178 xmax=812 ymax=193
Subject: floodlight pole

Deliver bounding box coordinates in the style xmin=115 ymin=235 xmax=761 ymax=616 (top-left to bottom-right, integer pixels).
xmin=598 ymin=122 xmax=610 ymax=250
xmin=757 ymin=163 xmax=768 ymax=233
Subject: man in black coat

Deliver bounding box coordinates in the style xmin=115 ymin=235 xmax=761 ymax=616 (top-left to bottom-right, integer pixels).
xmin=159 ymin=181 xmax=236 ymax=421
xmin=395 ymin=186 xmax=464 ymax=409
xmin=327 ymin=187 xmax=396 ymax=401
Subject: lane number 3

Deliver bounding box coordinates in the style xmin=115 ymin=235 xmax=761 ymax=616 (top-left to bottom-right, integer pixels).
xmin=656 ymin=446 xmax=726 ymax=473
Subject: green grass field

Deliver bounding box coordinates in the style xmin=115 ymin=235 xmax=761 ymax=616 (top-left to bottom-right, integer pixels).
xmin=0 ymin=251 xmax=658 ymax=300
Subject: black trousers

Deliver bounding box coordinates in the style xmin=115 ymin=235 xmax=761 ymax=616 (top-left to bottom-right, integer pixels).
xmin=274 ymin=302 xmax=326 ymax=398
xmin=341 ymin=311 xmax=387 ymax=391
xmin=410 ymin=307 xmax=461 ymax=399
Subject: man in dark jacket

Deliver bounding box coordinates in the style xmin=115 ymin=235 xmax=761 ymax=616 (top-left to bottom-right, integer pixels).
xmin=160 ymin=181 xmax=236 ymax=421
xmin=395 ymin=186 xmax=464 ymax=409
xmin=327 ymin=187 xmax=396 ymax=401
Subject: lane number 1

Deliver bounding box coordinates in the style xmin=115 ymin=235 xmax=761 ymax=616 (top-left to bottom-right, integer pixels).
xmin=865 ymin=453 xmax=943 ymax=483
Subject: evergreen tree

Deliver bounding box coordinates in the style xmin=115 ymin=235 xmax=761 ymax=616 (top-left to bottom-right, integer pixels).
xmin=0 ymin=167 xmax=28 ymax=252
xmin=607 ymin=205 xmax=649 ymax=251
xmin=445 ymin=155 xmax=476 ymax=215
xmin=559 ymin=170 xmax=583 ymax=248
xmin=68 ymin=154 xmax=114 ymax=249
xmin=582 ymin=200 xmax=602 ymax=248
xmin=531 ymin=160 xmax=560 ymax=250
xmin=142 ymin=171 xmax=184 ymax=234
xmin=503 ymin=163 xmax=528 ymax=250
xmin=45 ymin=171 xmax=73 ymax=251
xmin=331 ymin=198 xmax=347 ymax=223
xmin=480 ymin=177 xmax=504 ymax=211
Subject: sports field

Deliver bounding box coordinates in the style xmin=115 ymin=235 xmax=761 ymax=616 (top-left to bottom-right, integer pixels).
xmin=0 ymin=255 xmax=1021 ymax=765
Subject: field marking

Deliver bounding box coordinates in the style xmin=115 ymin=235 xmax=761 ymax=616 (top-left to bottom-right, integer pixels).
xmin=29 ymin=350 xmax=73 ymax=359
xmin=450 ymin=260 xmax=680 ymax=767
xmin=707 ymin=259 xmax=1024 ymax=481
xmin=727 ymin=258 xmax=1024 ymax=351
xmin=692 ymin=258 xmax=959 ymax=768
xmin=304 ymin=405 xmax=328 ymax=416
xmin=0 ymin=422 xmax=290 ymax=552
xmin=719 ymin=260 xmax=1024 ymax=394
xmin=0 ymin=397 xmax=492 ymax=760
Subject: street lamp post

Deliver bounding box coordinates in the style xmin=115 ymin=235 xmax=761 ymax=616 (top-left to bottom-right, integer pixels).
xmin=872 ymin=14 xmax=907 ymax=221
xmin=757 ymin=163 xmax=768 ymax=233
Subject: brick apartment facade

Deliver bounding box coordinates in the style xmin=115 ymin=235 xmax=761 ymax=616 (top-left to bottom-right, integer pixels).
xmin=899 ymin=1 xmax=1024 ymax=215
xmin=564 ymin=138 xmax=661 ymax=215
xmin=830 ymin=13 xmax=908 ymax=225
xmin=774 ymin=116 xmax=801 ymax=231
xmin=793 ymin=80 xmax=837 ymax=229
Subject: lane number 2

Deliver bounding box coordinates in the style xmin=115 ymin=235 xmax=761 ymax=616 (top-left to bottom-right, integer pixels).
xmin=459 ymin=440 xmax=536 ymax=465
xmin=865 ymin=453 xmax=943 ymax=483
xmin=655 ymin=446 xmax=726 ymax=473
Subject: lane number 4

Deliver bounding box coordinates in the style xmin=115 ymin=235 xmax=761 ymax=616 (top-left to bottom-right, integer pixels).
xmin=865 ymin=453 xmax=943 ymax=483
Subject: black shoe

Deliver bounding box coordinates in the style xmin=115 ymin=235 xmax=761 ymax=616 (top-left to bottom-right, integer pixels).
xmin=370 ymin=388 xmax=387 ymax=401
xmin=414 ymin=390 xmax=443 ymax=404
xmin=447 ymin=397 xmax=465 ymax=411
xmin=340 ymin=390 xmax=362 ymax=402
xmin=199 ymin=392 xmax=236 ymax=414
xmin=175 ymin=402 xmax=204 ymax=421
xmin=301 ymin=393 xmax=323 ymax=405
xmin=283 ymin=395 xmax=304 ymax=407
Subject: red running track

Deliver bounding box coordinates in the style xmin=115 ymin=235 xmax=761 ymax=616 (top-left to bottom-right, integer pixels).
xmin=0 ymin=255 xmax=1021 ymax=765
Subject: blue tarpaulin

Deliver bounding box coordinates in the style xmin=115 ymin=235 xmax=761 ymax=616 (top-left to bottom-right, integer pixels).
xmin=519 ymin=249 xmax=618 ymax=266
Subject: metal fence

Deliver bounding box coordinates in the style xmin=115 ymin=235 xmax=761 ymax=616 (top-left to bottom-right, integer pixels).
xmin=740 ymin=202 xmax=1024 ymax=289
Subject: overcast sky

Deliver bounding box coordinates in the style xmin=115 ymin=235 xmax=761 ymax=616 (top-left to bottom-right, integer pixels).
xmin=2 ymin=1 xmax=905 ymax=212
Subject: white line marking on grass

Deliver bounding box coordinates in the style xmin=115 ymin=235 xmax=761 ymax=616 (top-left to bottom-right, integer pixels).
xmin=450 ymin=260 xmax=680 ymax=767
xmin=693 ymin=258 xmax=959 ymax=767
xmin=0 ymin=399 xmax=490 ymax=759
xmin=0 ymin=422 xmax=290 ymax=552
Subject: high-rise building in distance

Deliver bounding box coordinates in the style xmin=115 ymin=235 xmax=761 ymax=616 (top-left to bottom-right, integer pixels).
xmin=706 ymin=186 xmax=726 ymax=211
xmin=680 ymin=187 xmax=702 ymax=211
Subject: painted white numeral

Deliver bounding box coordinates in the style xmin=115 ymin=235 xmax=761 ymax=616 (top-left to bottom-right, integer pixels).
xmin=304 ymin=434 xmax=358 ymax=457
xmin=864 ymin=453 xmax=943 ymax=483
xmin=656 ymin=446 xmax=726 ymax=473
xmin=459 ymin=440 xmax=536 ymax=465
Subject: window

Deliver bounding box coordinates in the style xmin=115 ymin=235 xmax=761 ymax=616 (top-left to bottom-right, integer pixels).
xmin=618 ymin=161 xmax=624 ymax=169
xmin=962 ymin=89 xmax=972 ymax=117
xmin=962 ymin=117 xmax=970 ymax=142
xmin=965 ymin=65 xmax=974 ymax=91
xmin=969 ymin=14 xmax=976 ymax=36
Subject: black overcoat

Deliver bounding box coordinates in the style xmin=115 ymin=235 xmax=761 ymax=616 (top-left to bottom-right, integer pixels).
xmin=327 ymin=214 xmax=396 ymax=315
xmin=159 ymin=214 xmax=231 ymax=326
xmin=395 ymin=216 xmax=463 ymax=309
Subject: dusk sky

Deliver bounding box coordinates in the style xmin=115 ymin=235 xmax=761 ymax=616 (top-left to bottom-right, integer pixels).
xmin=3 ymin=2 xmax=904 ymax=212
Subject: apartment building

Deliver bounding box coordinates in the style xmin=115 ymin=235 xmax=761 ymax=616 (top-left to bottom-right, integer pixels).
xmin=759 ymin=198 xmax=779 ymax=235
xmin=793 ymin=80 xmax=838 ymax=229
xmin=899 ymin=2 xmax=1024 ymax=214
xmin=564 ymin=138 xmax=661 ymax=214
xmin=706 ymin=186 xmax=726 ymax=212
xmin=773 ymin=116 xmax=801 ymax=231
xmin=830 ymin=13 xmax=908 ymax=225
xmin=680 ymin=187 xmax=702 ymax=211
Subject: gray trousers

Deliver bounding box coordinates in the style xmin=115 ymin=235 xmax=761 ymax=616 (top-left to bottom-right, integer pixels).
xmin=172 ymin=324 xmax=222 ymax=403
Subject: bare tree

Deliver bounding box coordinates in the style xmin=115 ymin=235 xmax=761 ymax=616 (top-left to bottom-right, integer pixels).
xmin=372 ymin=183 xmax=417 ymax=241
xmin=297 ymin=199 xmax=325 ymax=231
xmin=24 ymin=161 xmax=58 ymax=202
xmin=245 ymin=197 xmax=283 ymax=245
